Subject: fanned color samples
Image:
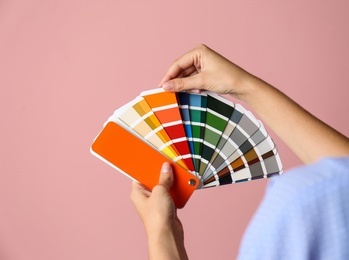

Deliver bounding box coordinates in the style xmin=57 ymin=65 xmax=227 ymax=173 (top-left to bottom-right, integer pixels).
xmin=92 ymin=88 xmax=283 ymax=191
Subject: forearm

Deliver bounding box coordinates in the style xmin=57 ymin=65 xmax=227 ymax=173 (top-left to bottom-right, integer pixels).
xmin=147 ymin=227 xmax=188 ymax=260
xmin=239 ymin=76 xmax=349 ymax=164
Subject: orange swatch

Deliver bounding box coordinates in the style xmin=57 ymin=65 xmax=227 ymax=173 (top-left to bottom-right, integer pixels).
xmin=91 ymin=121 xmax=198 ymax=208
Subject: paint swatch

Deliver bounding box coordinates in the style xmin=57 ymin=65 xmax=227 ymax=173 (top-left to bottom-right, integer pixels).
xmin=140 ymin=89 xmax=196 ymax=174
xmin=92 ymin=88 xmax=283 ymax=192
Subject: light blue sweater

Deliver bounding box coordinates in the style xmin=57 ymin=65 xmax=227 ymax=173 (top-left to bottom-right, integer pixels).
xmin=238 ymin=157 xmax=349 ymax=260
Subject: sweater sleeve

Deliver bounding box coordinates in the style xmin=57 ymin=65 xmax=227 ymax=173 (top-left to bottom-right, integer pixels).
xmin=238 ymin=157 xmax=349 ymax=260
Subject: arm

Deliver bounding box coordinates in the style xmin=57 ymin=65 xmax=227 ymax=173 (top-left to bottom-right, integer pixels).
xmin=160 ymin=44 xmax=349 ymax=164
xmin=240 ymin=78 xmax=349 ymax=164
xmin=130 ymin=162 xmax=189 ymax=260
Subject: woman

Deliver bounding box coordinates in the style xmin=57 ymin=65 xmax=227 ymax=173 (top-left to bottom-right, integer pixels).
xmin=130 ymin=45 xmax=349 ymax=260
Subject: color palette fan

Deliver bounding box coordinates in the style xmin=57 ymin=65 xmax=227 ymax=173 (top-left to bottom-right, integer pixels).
xmin=91 ymin=88 xmax=283 ymax=208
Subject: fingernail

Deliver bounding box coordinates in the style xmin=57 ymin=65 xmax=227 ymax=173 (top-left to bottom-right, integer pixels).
xmin=161 ymin=162 xmax=171 ymax=173
xmin=162 ymin=81 xmax=174 ymax=91
xmin=189 ymin=89 xmax=201 ymax=94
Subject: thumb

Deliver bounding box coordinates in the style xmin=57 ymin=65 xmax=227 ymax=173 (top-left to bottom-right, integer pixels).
xmin=162 ymin=74 xmax=204 ymax=92
xmin=158 ymin=162 xmax=174 ymax=190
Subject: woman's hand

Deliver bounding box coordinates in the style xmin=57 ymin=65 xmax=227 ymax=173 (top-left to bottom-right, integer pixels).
xmin=159 ymin=44 xmax=349 ymax=164
xmin=130 ymin=162 xmax=188 ymax=260
xmin=159 ymin=44 xmax=257 ymax=101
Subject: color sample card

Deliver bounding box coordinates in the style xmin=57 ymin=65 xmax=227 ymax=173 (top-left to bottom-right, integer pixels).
xmin=141 ymin=89 xmax=195 ymax=173
xmin=187 ymin=92 xmax=207 ymax=175
xmin=177 ymin=93 xmax=195 ymax=164
xmin=91 ymin=88 xmax=283 ymax=205
xmin=91 ymin=121 xmax=198 ymax=208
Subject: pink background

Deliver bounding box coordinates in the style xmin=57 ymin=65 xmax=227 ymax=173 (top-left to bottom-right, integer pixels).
xmin=1 ymin=0 xmax=348 ymax=259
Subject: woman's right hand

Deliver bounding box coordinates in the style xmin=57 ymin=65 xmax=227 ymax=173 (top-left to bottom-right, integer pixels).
xmin=159 ymin=44 xmax=258 ymax=101
xmin=159 ymin=44 xmax=349 ymax=164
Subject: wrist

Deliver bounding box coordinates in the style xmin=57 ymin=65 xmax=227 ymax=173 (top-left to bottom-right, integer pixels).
xmin=147 ymin=225 xmax=188 ymax=260
xmin=147 ymin=224 xmax=184 ymax=249
xmin=235 ymin=73 xmax=271 ymax=105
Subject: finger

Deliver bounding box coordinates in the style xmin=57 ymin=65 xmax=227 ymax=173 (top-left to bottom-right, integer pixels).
xmin=158 ymin=162 xmax=174 ymax=190
xmin=162 ymin=73 xmax=204 ymax=92
xmin=188 ymin=70 xmax=199 ymax=77
xmin=131 ymin=180 xmax=146 ymax=191
xmin=158 ymin=47 xmax=201 ymax=86
xmin=177 ymin=65 xmax=198 ymax=79
xmin=130 ymin=181 xmax=151 ymax=202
